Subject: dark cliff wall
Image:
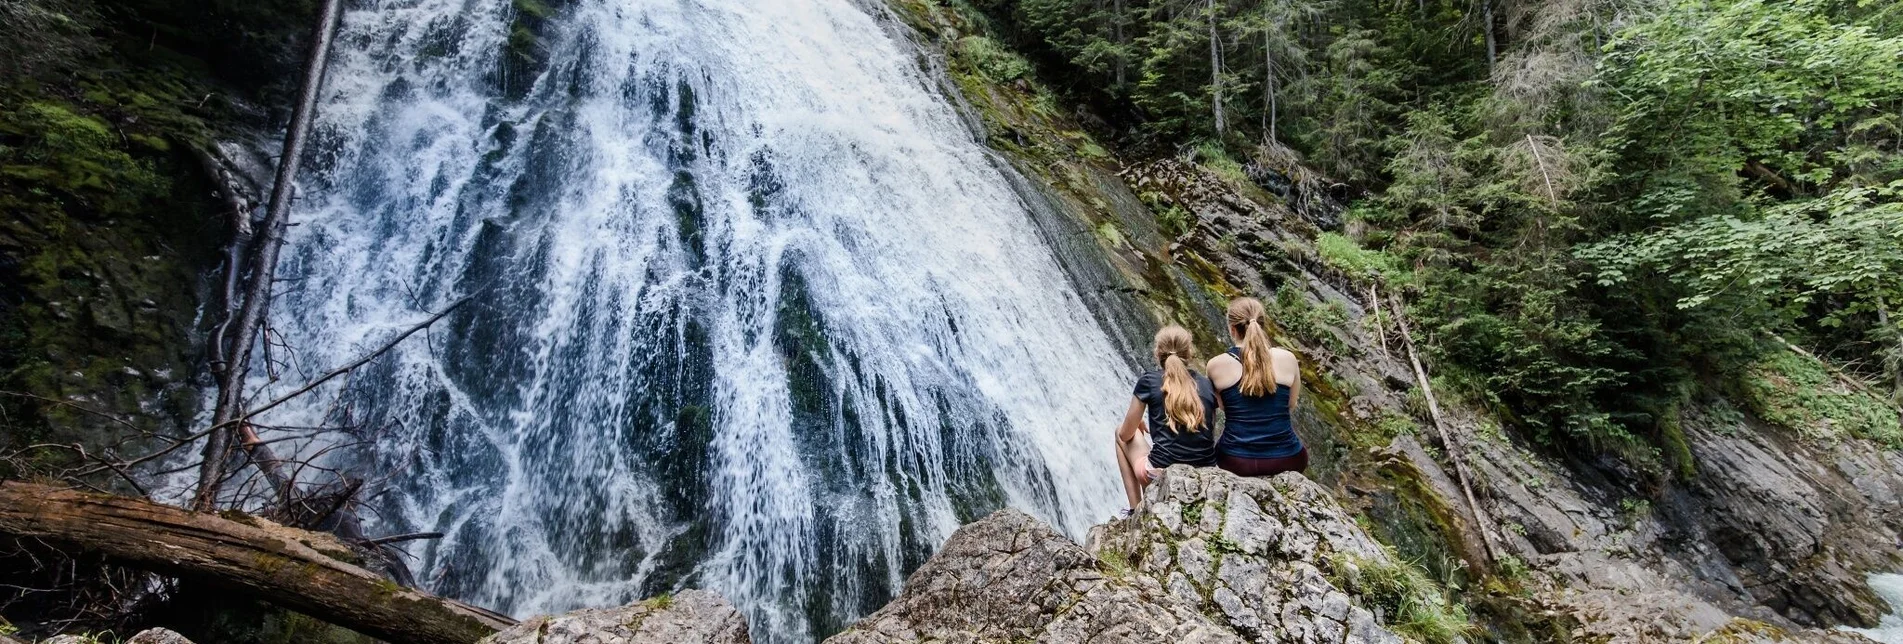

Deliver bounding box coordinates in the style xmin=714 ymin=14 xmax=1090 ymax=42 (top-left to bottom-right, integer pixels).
xmin=0 ymin=0 xmax=310 ymax=477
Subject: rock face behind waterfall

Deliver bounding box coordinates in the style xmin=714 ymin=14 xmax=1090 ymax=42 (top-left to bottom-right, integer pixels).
xmin=826 ymin=466 xmax=1409 ymax=644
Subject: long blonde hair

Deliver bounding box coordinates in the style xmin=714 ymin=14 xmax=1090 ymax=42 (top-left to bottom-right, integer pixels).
xmin=1154 ymin=325 xmax=1205 ymax=433
xmin=1226 ymin=297 xmax=1277 ymax=397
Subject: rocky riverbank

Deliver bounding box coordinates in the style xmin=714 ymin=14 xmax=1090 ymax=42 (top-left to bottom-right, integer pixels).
xmin=388 ymin=465 xmax=1886 ymax=643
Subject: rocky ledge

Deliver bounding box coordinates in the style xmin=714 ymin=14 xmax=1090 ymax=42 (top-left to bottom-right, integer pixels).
xmin=434 ymin=465 xmax=1887 ymax=644
xmin=829 ymin=465 xmax=1413 ymax=644
xmin=496 ymin=466 xmax=1432 ymax=644
xmin=479 ymin=589 xmax=750 ymax=644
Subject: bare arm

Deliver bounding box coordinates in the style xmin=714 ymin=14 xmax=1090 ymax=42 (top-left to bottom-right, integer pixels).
xmin=1117 ymin=396 xmax=1147 ymax=443
xmin=1273 ymin=348 xmax=1302 ymax=412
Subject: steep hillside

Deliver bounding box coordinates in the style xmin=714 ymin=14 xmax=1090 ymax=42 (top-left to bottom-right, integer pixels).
xmin=881 ymin=0 xmax=1903 ymax=639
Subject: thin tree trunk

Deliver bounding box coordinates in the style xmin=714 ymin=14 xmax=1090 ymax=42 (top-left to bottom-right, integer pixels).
xmin=1389 ymin=290 xmax=1500 ymax=565
xmin=1208 ymin=0 xmax=1226 ymax=137
xmin=0 ymin=482 xmax=513 ymax=644
xmin=1881 ymin=297 xmax=1902 ymax=403
xmin=1264 ymin=27 xmax=1277 ymax=143
xmin=1481 ymin=0 xmax=1497 ymax=71
xmin=1368 ymin=284 xmax=1390 ymax=359
xmin=194 ymin=0 xmax=346 ymax=511
xmin=1113 ymin=0 xmax=1127 ymax=89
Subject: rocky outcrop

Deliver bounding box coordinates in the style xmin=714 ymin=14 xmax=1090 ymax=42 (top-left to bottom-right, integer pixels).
xmin=829 ymin=466 xmax=1418 ymax=644
xmin=1086 ymin=467 xmax=1412 ymax=644
xmin=480 ymin=589 xmax=749 ymax=644
xmin=37 ymin=629 xmax=196 ymax=644
xmin=825 ymin=507 xmax=1241 ymax=643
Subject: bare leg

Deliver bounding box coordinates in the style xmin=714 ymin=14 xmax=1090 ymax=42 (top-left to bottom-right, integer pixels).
xmin=1114 ymin=431 xmax=1141 ymax=510
xmin=1116 ymin=433 xmax=1154 ymax=510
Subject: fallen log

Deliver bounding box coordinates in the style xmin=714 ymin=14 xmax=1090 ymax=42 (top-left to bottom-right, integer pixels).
xmin=0 ymin=482 xmax=513 ymax=644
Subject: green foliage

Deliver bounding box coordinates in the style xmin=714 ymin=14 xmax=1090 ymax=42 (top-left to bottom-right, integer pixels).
xmin=985 ymin=0 xmax=1903 ymax=470
xmin=1581 ymin=187 xmax=1903 ymax=319
xmin=1600 ymin=0 xmax=1903 ymax=218
xmin=1314 ymin=230 xmax=1400 ymax=283
xmin=1329 ymin=552 xmax=1476 ymax=644
xmin=0 ymin=0 xmax=100 ymax=76
xmin=1193 ymin=141 xmax=1250 ymax=185
xmin=1269 ymin=283 xmax=1351 ymax=355
xmin=1 ymin=102 xmax=166 ymax=216
xmin=958 ymin=36 xmax=1034 ymax=82
xmin=1739 ymin=348 xmax=1902 ymax=447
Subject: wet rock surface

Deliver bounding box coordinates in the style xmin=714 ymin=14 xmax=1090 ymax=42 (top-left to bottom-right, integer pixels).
xmin=480 ymin=589 xmax=749 ymax=644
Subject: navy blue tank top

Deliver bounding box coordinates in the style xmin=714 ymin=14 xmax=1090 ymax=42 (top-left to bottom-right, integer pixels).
xmin=1216 ymin=346 xmax=1304 ymax=459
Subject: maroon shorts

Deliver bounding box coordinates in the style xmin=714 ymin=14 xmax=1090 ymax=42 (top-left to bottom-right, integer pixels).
xmin=1217 ymin=448 xmax=1309 ymax=478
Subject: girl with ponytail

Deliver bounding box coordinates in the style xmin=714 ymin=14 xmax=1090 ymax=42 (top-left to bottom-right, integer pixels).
xmin=1207 ymin=297 xmax=1308 ymax=477
xmin=1113 ymin=325 xmax=1219 ymax=514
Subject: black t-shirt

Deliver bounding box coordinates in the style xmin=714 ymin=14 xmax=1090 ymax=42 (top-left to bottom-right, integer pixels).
xmin=1132 ymin=370 xmax=1220 ymax=468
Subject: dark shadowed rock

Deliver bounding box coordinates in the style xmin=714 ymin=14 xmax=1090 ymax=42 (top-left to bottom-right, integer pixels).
xmin=480 ymin=589 xmax=748 ymax=644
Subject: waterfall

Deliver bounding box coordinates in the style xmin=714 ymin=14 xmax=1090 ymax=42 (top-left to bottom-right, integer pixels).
xmin=1845 ymin=574 xmax=1903 ymax=644
xmin=251 ymin=0 xmax=1131 ymax=641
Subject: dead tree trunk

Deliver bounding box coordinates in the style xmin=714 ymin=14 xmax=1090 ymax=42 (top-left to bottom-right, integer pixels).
xmin=1388 ymin=290 xmax=1501 ymax=565
xmin=195 ymin=0 xmax=347 ymax=511
xmin=0 ymin=482 xmax=513 ymax=644
xmin=1207 ymin=0 xmax=1226 ymax=138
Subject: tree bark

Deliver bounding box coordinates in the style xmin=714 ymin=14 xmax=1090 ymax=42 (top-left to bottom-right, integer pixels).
xmin=1263 ymin=24 xmax=1277 ymax=143
xmin=1389 ymin=290 xmax=1501 ymax=565
xmin=1208 ymin=0 xmax=1226 ymax=138
xmin=1112 ymin=0 xmax=1127 ymax=89
xmin=195 ymin=0 xmax=347 ymax=511
xmin=1481 ymin=0 xmax=1497 ymax=71
xmin=0 ymin=482 xmax=513 ymax=644
xmin=1879 ymin=297 xmax=1901 ymax=403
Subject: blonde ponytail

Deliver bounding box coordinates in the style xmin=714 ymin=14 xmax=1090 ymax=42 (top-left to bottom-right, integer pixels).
xmin=1154 ymin=325 xmax=1205 ymax=433
xmin=1227 ymin=297 xmax=1277 ymax=397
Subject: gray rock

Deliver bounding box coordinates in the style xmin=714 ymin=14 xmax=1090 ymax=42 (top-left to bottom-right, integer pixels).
xmin=1085 ymin=466 xmax=1413 ymax=644
xmin=826 ymin=508 xmax=1242 ymax=644
xmin=481 ymin=589 xmax=748 ymax=644
xmin=124 ymin=629 xmax=194 ymax=644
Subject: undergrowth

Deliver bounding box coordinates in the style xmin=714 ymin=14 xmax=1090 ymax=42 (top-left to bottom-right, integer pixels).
xmin=1739 ymin=348 xmax=1902 ymax=448
xmin=1327 ymin=551 xmax=1475 ymax=644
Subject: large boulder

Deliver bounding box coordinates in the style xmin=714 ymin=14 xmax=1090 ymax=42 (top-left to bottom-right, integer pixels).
xmin=479 ymin=589 xmax=749 ymax=644
xmin=829 ymin=465 xmax=1422 ymax=644
xmin=1086 ymin=466 xmax=1411 ymax=644
xmin=824 ymin=506 xmax=1241 ymax=644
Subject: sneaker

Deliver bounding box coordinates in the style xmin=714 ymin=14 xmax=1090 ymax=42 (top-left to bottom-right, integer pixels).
xmin=1114 ymin=508 xmax=1136 ymax=520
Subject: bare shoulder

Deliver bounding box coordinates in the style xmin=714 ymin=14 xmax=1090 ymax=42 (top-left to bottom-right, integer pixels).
xmin=1207 ymin=351 xmax=1242 ymax=387
xmin=1270 ymin=347 xmax=1299 ymax=363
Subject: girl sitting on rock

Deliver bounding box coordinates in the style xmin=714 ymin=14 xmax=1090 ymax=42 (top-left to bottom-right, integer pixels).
xmin=1112 ymin=325 xmax=1219 ymax=515
xmin=1208 ymin=296 xmax=1308 ymax=477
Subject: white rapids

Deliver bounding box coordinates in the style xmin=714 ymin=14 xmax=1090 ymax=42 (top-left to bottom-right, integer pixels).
xmin=1844 ymin=574 xmax=1903 ymax=644
xmin=224 ymin=0 xmax=1132 ymax=641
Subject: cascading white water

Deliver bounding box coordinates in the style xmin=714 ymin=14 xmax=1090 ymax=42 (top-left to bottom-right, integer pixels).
xmin=250 ymin=0 xmax=1131 ymax=641
xmin=1844 ymin=574 xmax=1903 ymax=644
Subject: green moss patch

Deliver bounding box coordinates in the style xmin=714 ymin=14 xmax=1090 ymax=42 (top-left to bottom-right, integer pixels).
xmin=1739 ymin=348 xmax=1901 ymax=447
